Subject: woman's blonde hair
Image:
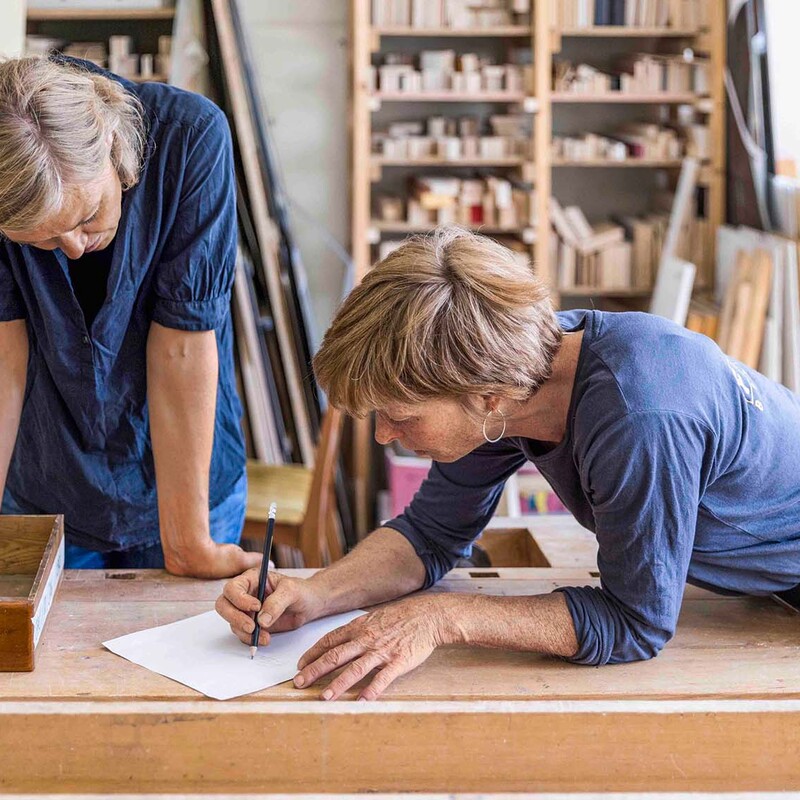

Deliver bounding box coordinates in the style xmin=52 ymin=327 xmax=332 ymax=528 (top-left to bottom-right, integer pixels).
xmin=313 ymin=227 xmax=563 ymax=417
xmin=0 ymin=56 xmax=147 ymax=231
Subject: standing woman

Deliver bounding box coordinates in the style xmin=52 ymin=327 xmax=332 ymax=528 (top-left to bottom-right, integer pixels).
xmin=0 ymin=55 xmax=260 ymax=577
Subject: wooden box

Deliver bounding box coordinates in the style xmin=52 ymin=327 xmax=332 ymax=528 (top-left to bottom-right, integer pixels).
xmin=477 ymin=526 xmax=549 ymax=567
xmin=0 ymin=515 xmax=64 ymax=672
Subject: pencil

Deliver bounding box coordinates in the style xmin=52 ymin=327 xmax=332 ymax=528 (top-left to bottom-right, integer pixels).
xmin=250 ymin=502 xmax=276 ymax=659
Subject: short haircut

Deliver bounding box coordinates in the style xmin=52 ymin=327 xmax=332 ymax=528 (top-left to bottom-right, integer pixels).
xmin=0 ymin=56 xmax=147 ymax=232
xmin=314 ymin=226 xmax=563 ymax=417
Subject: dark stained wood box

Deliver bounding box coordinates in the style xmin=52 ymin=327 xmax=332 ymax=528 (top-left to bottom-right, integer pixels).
xmin=0 ymin=515 xmax=64 ymax=671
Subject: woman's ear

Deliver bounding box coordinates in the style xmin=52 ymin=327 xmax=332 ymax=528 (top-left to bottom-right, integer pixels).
xmin=481 ymin=395 xmax=500 ymax=414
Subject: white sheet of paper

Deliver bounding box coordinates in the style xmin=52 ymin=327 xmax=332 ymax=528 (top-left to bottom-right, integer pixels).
xmin=103 ymin=609 xmax=365 ymax=700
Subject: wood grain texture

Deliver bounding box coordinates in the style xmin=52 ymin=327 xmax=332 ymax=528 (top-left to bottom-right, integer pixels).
xmin=2 ymin=699 xmax=800 ymax=792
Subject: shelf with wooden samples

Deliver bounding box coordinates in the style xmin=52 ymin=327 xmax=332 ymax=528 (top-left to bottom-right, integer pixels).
xmin=25 ymin=5 xmax=174 ymax=94
xmin=549 ymin=0 xmax=725 ymax=306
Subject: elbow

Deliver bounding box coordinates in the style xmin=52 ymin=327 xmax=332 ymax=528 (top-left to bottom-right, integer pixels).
xmin=568 ymin=623 xmax=671 ymax=667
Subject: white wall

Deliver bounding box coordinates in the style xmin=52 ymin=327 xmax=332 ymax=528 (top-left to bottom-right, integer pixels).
xmin=765 ymin=0 xmax=800 ymax=170
xmin=237 ymin=0 xmax=350 ymax=336
xmin=0 ymin=0 xmax=25 ymax=57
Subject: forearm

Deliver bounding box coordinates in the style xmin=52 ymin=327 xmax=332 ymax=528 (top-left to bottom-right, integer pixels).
xmin=441 ymin=592 xmax=579 ymax=659
xmin=307 ymin=527 xmax=426 ymax=616
xmin=147 ymin=323 xmax=217 ymax=571
xmin=0 ymin=320 xmax=28 ymax=498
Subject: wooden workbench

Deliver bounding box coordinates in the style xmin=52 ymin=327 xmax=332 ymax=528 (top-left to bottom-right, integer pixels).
xmin=1 ymin=518 xmax=799 ymax=793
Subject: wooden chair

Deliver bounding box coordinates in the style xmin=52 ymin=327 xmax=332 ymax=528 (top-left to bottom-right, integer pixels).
xmin=242 ymin=407 xmax=345 ymax=568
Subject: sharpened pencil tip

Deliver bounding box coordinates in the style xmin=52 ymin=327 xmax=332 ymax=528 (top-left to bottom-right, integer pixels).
xmin=249 ymin=646 xmax=257 ymax=659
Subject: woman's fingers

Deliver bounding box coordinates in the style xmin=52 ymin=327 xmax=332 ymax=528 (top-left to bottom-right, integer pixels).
xmin=293 ymin=639 xmax=365 ymax=689
xmin=297 ymin=621 xmax=358 ymax=670
xmin=317 ymin=653 xmax=383 ymax=701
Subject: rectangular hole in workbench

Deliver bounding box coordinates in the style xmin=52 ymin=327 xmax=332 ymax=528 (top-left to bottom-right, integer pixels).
xmin=469 ymin=571 xmax=500 ymax=578
xmin=476 ymin=528 xmax=550 ymax=567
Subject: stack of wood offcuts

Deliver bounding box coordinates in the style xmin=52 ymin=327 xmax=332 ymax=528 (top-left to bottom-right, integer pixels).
xmin=687 ymin=226 xmax=800 ymax=392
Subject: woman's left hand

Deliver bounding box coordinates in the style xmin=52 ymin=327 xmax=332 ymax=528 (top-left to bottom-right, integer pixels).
xmin=293 ymin=594 xmax=458 ymax=701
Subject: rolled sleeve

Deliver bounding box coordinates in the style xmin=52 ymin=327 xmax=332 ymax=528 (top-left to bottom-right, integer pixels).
xmin=384 ymin=442 xmax=528 ymax=588
xmin=556 ymin=411 xmax=713 ymax=665
xmin=151 ymin=108 xmax=237 ymax=332
xmin=0 ymin=253 xmax=26 ymax=321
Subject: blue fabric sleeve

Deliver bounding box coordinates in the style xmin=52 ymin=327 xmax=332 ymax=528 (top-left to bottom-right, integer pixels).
xmin=151 ymin=108 xmax=237 ymax=331
xmin=0 ymin=253 xmax=25 ymax=321
xmin=557 ymin=411 xmax=714 ymax=665
xmin=384 ymin=441 xmax=529 ymax=588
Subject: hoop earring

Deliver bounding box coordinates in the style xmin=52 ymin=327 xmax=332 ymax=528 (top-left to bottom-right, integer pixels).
xmin=482 ymin=410 xmax=506 ymax=444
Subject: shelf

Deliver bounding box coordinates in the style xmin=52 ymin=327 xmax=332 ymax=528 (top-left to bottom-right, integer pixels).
xmin=371 ymin=220 xmax=535 ymax=238
xmin=373 ymin=156 xmax=527 ymax=167
xmin=27 ymin=7 xmax=175 ymax=21
xmin=128 ymin=74 xmax=168 ymax=83
xmin=559 ymin=27 xmax=700 ymax=37
xmin=552 ymin=159 xmax=683 ymax=168
xmin=376 ymin=26 xmax=531 ymax=37
xmin=559 ymin=287 xmax=652 ymax=297
xmin=374 ymin=92 xmax=528 ymax=103
xmin=551 ymin=93 xmax=700 ymax=104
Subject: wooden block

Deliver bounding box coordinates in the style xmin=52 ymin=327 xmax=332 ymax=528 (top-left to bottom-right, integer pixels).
xmin=0 ymin=516 xmax=64 ymax=672
xmin=727 ymin=279 xmax=753 ymax=362
xmin=740 ymin=248 xmax=773 ymax=369
xmin=717 ymin=250 xmax=750 ymax=351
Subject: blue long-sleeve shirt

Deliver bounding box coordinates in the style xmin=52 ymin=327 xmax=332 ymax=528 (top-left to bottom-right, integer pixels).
xmin=385 ymin=310 xmax=800 ymax=665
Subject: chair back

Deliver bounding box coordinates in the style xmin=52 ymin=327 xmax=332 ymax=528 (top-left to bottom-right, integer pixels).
xmin=299 ymin=406 xmax=345 ymax=566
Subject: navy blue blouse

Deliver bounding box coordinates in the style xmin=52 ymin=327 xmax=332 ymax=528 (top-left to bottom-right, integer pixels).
xmin=0 ymin=59 xmax=245 ymax=551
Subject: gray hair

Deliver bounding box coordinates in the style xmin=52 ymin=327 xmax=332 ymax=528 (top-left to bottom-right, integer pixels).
xmin=0 ymin=56 xmax=147 ymax=231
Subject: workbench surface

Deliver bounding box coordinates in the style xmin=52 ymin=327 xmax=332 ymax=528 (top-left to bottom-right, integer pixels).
xmin=1 ymin=519 xmax=799 ymax=793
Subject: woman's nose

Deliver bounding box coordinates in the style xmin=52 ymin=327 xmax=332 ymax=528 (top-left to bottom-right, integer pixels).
xmin=59 ymin=231 xmax=87 ymax=260
xmin=374 ymin=416 xmax=397 ymax=446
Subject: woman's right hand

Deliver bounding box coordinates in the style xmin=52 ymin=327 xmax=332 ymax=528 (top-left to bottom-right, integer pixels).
xmin=215 ymin=569 xmax=327 ymax=646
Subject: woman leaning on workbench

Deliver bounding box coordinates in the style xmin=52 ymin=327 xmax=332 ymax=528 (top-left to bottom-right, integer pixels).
xmin=218 ymin=225 xmax=800 ymax=701
xmin=0 ymin=55 xmax=260 ymax=577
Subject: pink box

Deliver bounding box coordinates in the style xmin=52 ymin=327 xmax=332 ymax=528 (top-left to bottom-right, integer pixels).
xmin=385 ymin=449 xmax=432 ymax=519
xmin=384 ymin=448 xmax=565 ymax=519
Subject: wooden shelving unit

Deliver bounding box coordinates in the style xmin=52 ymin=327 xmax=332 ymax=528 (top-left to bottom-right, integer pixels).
xmin=349 ymin=0 xmax=725 ymax=535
